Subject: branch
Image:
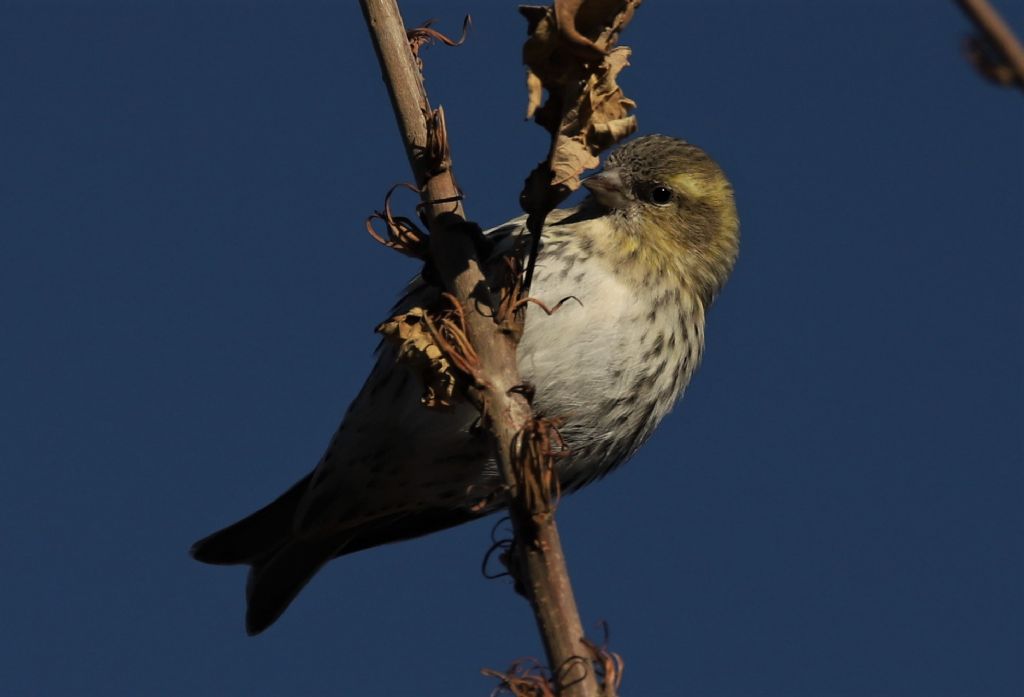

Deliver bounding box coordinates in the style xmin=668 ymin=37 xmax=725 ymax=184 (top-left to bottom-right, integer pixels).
xmin=955 ymin=0 xmax=1024 ymax=90
xmin=359 ymin=2 xmax=600 ymax=694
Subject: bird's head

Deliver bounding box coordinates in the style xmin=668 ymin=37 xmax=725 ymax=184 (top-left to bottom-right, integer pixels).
xmin=583 ymin=134 xmax=739 ymax=307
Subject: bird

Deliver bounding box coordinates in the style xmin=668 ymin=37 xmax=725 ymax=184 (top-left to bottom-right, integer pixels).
xmin=190 ymin=134 xmax=739 ymax=635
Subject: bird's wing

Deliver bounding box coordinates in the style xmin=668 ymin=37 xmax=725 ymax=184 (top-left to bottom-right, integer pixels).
xmin=288 ymin=218 xmax=534 ymax=535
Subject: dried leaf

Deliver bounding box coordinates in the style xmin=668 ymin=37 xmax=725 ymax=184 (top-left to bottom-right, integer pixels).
xmin=377 ymin=308 xmax=458 ymax=408
xmin=520 ymin=1 xmax=641 ymax=213
xmin=376 ymin=293 xmax=483 ymax=409
xmin=525 ymin=70 xmax=545 ymax=124
xmin=548 ymin=46 xmax=637 ymax=189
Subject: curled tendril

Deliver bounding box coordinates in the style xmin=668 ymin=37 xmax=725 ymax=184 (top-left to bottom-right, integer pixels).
xmin=483 ymin=621 xmax=623 ymax=695
xmin=426 ymin=292 xmax=482 ymax=381
xmin=514 ymin=294 xmax=583 ymax=316
xmin=495 ymin=255 xmax=526 ymax=329
xmin=482 ymin=658 xmax=557 ymax=697
xmin=407 ymin=16 xmax=472 ymax=70
xmin=481 ymin=538 xmax=514 ymax=581
xmin=553 ymin=654 xmax=591 ymax=693
xmin=481 ymin=516 xmax=515 ymax=580
xmin=581 ymin=628 xmax=625 ymax=696
xmin=512 ymin=417 xmax=569 ymax=517
xmin=365 ymin=183 xmax=430 ymax=259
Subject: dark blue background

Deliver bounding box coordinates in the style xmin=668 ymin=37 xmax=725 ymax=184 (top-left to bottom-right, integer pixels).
xmin=2 ymin=2 xmax=1021 ymax=695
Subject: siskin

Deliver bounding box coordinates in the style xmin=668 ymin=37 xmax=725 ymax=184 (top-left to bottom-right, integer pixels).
xmin=191 ymin=134 xmax=740 ymax=634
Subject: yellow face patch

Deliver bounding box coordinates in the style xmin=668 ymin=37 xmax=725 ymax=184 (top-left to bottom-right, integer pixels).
xmin=667 ymin=172 xmax=705 ymax=200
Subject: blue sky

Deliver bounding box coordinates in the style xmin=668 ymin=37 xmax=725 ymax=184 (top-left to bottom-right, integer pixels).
xmin=2 ymin=2 xmax=1022 ymax=695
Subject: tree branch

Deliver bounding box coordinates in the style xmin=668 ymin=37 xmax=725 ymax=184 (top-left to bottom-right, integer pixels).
xmin=359 ymin=2 xmax=600 ymax=694
xmin=955 ymin=0 xmax=1024 ymax=90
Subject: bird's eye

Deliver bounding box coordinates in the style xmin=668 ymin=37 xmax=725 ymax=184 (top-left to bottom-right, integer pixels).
xmin=649 ymin=186 xmax=673 ymax=205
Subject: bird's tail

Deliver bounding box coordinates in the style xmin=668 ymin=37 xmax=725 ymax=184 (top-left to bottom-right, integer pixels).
xmin=191 ymin=472 xmax=342 ymax=634
xmin=241 ymin=536 xmax=341 ymax=635
xmin=190 ymin=473 xmax=313 ymax=566
xmin=191 ymin=472 xmax=482 ymax=634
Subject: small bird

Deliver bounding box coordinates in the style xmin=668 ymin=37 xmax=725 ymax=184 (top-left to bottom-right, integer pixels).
xmin=191 ymin=134 xmax=739 ymax=635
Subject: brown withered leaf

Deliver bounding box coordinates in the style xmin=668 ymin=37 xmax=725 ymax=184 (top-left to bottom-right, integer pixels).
xmin=377 ymin=308 xmax=457 ymax=408
xmin=520 ymin=1 xmax=640 ymax=208
xmin=547 ymin=47 xmax=636 ymax=189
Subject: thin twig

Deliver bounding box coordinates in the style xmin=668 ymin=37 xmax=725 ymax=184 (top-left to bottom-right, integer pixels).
xmin=358 ymin=2 xmax=600 ymax=695
xmin=955 ymin=0 xmax=1024 ymax=90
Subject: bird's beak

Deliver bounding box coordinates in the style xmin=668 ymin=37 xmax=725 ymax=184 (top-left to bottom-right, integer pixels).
xmin=582 ymin=168 xmax=630 ymax=209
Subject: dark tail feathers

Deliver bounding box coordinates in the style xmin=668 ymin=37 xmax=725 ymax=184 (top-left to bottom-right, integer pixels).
xmin=191 ymin=472 xmax=341 ymax=635
xmin=191 ymin=473 xmax=314 ymax=566
xmin=191 ymin=471 xmax=482 ymax=635
xmin=243 ymin=536 xmax=340 ymax=635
